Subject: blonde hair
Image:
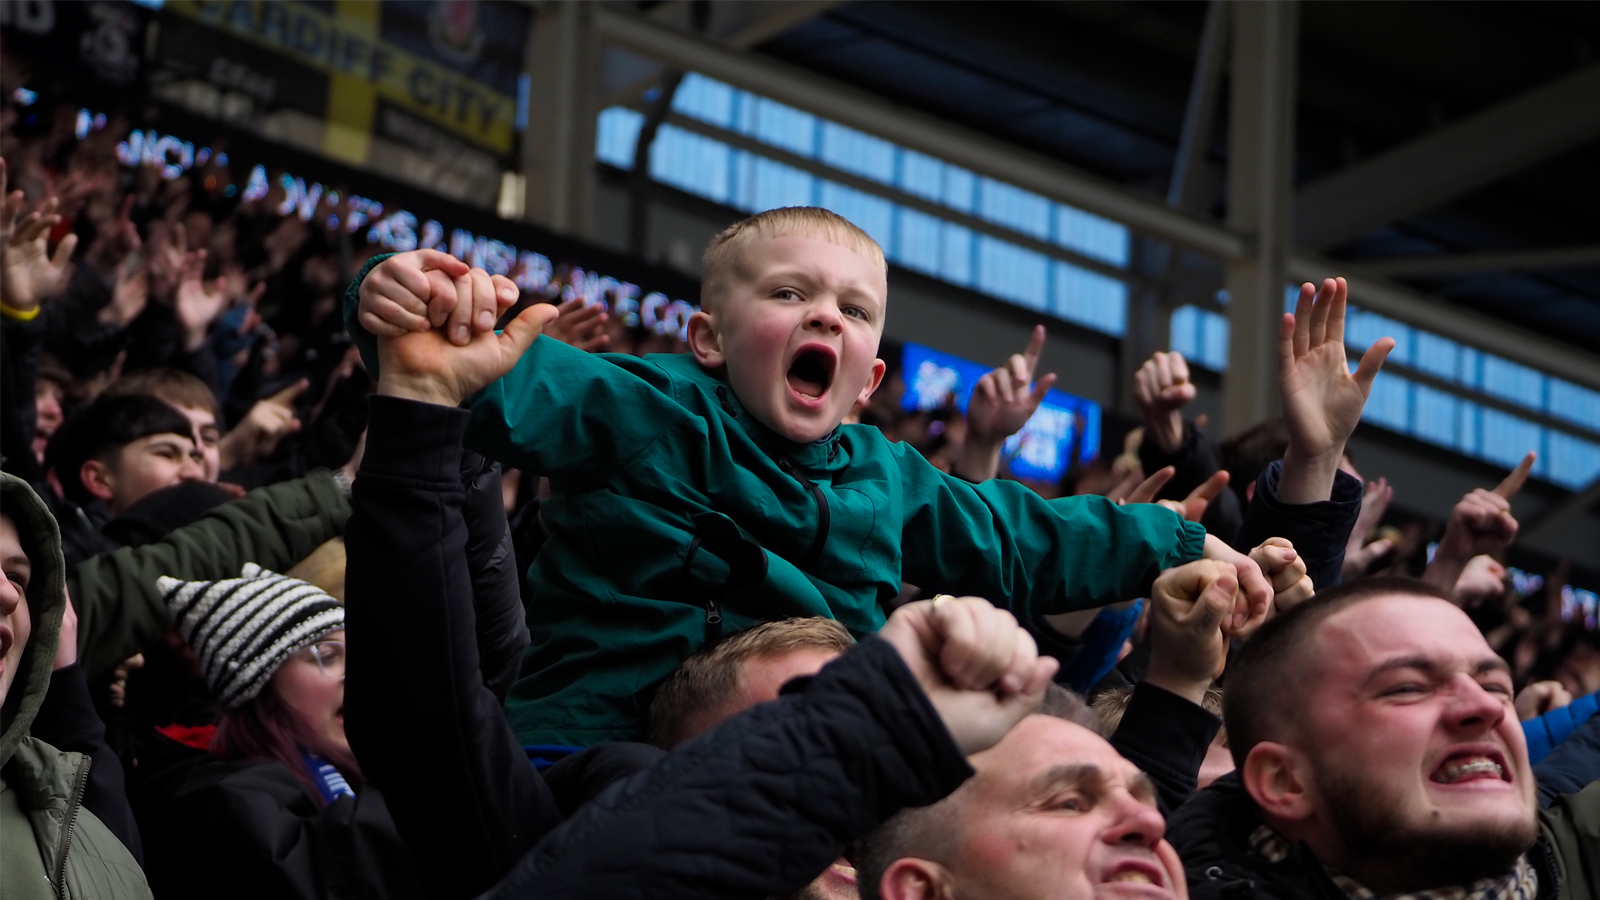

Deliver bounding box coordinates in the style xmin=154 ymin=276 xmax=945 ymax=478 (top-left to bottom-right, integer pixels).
xmin=700 ymin=207 xmax=886 ymax=312
xmin=649 ymin=616 xmax=855 ymax=747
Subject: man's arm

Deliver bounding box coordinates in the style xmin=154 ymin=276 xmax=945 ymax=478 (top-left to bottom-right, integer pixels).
xmin=344 ymin=396 xmax=562 ymax=900
xmin=70 ymin=470 xmax=351 ymax=680
xmin=1234 ymin=460 xmax=1363 ymax=590
xmin=481 ymin=597 xmax=1054 ymax=900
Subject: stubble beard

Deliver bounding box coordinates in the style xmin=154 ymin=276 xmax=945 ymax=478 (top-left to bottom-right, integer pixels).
xmin=1316 ymin=763 xmax=1538 ymax=892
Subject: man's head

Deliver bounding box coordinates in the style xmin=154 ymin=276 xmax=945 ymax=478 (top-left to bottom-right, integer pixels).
xmin=105 ymin=368 xmax=223 ymax=481
xmin=48 ymin=393 xmax=204 ymax=514
xmin=650 ymin=616 xmax=855 ymax=749
xmin=687 ymin=208 xmax=889 ymax=443
xmin=1224 ymin=577 xmax=1537 ymax=893
xmin=859 ymin=714 xmax=1186 ymax=900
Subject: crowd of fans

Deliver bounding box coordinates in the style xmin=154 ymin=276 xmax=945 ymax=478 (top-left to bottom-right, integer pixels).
xmin=1 ymin=99 xmax=1599 ymax=900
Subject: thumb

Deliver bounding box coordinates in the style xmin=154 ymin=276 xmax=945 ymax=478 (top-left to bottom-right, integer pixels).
xmin=1029 ymin=371 xmax=1058 ymax=404
xmin=498 ymin=303 xmax=561 ymax=356
xmin=1191 ymin=574 xmax=1235 ymax=632
xmin=416 ymin=249 xmax=470 ymax=278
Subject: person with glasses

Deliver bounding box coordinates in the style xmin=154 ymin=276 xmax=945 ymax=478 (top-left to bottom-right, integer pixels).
xmin=134 ymin=564 xmax=426 ymax=900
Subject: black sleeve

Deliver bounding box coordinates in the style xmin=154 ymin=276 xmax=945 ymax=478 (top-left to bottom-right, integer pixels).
xmin=1233 ymin=459 xmax=1363 ymax=590
xmin=344 ymin=395 xmax=563 ymax=900
xmin=1137 ymin=422 xmax=1243 ymax=539
xmin=459 ymin=449 xmax=529 ymax=702
xmin=0 ymin=313 xmax=45 ymax=482
xmin=28 ymin=663 xmax=144 ymax=864
xmin=140 ymin=753 xmax=421 ymax=900
xmin=481 ymin=637 xmax=976 ymax=900
xmin=1108 ymin=681 xmax=1222 ymax=816
xmin=1535 ymin=707 xmax=1600 ymax=809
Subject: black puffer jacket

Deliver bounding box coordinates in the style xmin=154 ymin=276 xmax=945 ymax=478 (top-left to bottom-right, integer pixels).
xmin=481 ymin=636 xmax=974 ymax=900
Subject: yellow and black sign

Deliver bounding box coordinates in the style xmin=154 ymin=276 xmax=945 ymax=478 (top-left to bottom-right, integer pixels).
xmin=162 ymin=0 xmax=524 ymax=163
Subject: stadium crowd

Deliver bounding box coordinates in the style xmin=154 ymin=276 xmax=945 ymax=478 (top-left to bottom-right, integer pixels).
xmin=1 ymin=98 xmax=1598 ymax=900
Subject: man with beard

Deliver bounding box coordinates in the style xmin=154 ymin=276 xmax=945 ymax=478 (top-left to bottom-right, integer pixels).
xmin=1168 ymin=577 xmax=1599 ymax=899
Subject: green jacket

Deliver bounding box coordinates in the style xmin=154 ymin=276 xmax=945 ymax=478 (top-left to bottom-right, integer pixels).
xmin=1540 ymin=779 xmax=1600 ymax=899
xmin=345 ymin=259 xmax=1206 ymax=746
xmin=0 ymin=474 xmax=153 ymax=900
xmin=68 ymin=470 xmax=352 ymax=682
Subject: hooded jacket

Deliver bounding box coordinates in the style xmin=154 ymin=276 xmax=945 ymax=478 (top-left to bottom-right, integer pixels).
xmin=0 ymin=473 xmax=153 ymax=900
xmin=343 ymin=256 xmax=1207 ymax=747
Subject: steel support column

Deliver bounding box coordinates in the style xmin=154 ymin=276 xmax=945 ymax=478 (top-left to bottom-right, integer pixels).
xmin=522 ymin=1 xmax=599 ymax=237
xmin=1223 ymin=1 xmax=1298 ymax=434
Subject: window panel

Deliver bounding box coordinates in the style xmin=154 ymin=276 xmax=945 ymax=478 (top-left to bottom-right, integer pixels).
xmin=941 ymin=223 xmax=974 ymax=286
xmin=745 ymin=155 xmax=816 ymax=213
xmin=595 ymin=107 xmax=644 ymax=169
xmin=1364 ymin=372 xmax=1411 ymax=431
xmin=1054 ymin=204 xmax=1130 ymax=267
xmin=1412 ymin=384 xmax=1458 ymax=448
xmin=818 ymin=181 xmax=894 ymax=250
xmin=1547 ymin=431 xmax=1600 ymax=489
xmin=819 ymin=122 xmax=896 ymax=184
xmin=746 ymin=96 xmax=817 ymax=158
xmin=1480 ymin=354 xmax=1546 ymax=410
xmin=1478 ymin=407 xmax=1543 ymax=470
xmin=1549 ymin=379 xmax=1600 ymax=433
xmin=672 ymin=73 xmax=736 ymax=128
xmin=1200 ymin=308 xmax=1229 ymax=371
xmin=978 ymin=178 xmax=1051 ymax=242
xmin=1052 ymin=263 xmax=1126 ymax=336
xmin=894 ymin=207 xmax=943 ymax=276
xmin=1170 ymin=306 xmax=1201 ymax=363
xmin=976 ymin=236 xmax=1049 ymax=311
xmin=1413 ymin=331 xmax=1460 ymax=382
xmin=898 ymin=149 xmax=944 ymax=203
xmin=650 ymin=125 xmax=732 ymax=205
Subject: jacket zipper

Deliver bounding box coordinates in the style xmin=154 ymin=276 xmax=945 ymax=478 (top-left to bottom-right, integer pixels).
xmin=779 ymin=459 xmax=830 ymax=569
xmin=50 ymin=756 xmax=92 ymax=900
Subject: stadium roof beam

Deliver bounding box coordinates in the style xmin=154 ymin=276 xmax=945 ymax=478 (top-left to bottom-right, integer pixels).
xmin=1294 ymin=64 xmax=1600 ymax=251
xmin=593 ymin=7 xmax=1600 ymax=395
xmin=1361 ymin=245 xmax=1600 ymax=278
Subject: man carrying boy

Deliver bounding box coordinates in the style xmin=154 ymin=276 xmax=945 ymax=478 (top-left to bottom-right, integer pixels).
xmin=345 ymin=208 xmax=1347 ymax=747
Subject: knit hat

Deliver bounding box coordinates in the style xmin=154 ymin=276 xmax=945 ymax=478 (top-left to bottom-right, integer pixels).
xmin=156 ymin=563 xmax=345 ymax=708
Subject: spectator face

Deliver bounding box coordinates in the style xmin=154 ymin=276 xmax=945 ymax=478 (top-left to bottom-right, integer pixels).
xmin=883 ymin=716 xmax=1185 ymax=900
xmin=692 ymin=234 xmax=887 ymax=444
xmin=271 ymin=629 xmax=348 ymax=762
xmin=81 ymin=432 xmax=204 ymax=515
xmin=1272 ymin=596 xmax=1537 ymax=887
xmin=172 ymin=404 xmax=222 ymax=482
xmin=0 ymin=513 xmax=33 ymax=707
xmin=32 ymin=380 xmax=63 ymax=463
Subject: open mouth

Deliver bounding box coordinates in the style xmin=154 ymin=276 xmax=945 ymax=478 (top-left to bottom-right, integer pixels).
xmin=0 ymin=625 xmax=11 ymax=663
xmin=787 ymin=346 xmax=837 ymax=402
xmin=1101 ymin=859 xmax=1171 ymax=895
xmin=1430 ymin=748 xmax=1511 ymax=785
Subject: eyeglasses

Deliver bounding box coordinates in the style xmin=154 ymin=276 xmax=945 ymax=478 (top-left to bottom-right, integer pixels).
xmin=296 ymin=640 xmax=345 ymax=679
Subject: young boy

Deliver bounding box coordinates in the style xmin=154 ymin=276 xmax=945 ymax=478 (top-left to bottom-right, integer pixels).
xmin=346 ymin=208 xmax=1269 ymax=747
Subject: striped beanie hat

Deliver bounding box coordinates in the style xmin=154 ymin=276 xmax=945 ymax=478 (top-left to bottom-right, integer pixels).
xmin=157 ymin=563 xmax=345 ymax=709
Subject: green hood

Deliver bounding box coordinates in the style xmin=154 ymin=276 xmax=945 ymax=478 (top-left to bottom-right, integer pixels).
xmin=0 ymin=473 xmax=66 ymax=769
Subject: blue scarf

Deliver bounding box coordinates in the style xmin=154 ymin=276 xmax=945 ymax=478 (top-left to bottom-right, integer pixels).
xmin=300 ymin=750 xmax=355 ymax=805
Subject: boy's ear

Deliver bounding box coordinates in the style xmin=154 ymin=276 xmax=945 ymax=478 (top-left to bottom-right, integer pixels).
xmin=687 ymin=310 xmax=725 ymax=368
xmin=880 ymin=857 xmax=954 ymax=900
xmin=855 ymin=357 xmax=887 ymax=407
xmin=80 ymin=459 xmax=116 ymax=502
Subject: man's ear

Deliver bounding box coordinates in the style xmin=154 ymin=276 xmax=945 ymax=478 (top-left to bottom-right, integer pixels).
xmin=856 ymin=357 xmax=887 ymax=406
xmin=1242 ymin=741 xmax=1313 ymax=824
xmin=880 ymin=858 xmax=953 ymax=900
xmin=79 ymin=459 xmax=115 ymax=502
xmin=686 ymin=310 xmax=724 ymax=369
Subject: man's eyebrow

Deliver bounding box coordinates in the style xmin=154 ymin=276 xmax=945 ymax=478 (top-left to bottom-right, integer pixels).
xmin=1362 ymin=655 xmax=1512 ymax=687
xmin=1029 ymin=763 xmax=1101 ymax=796
xmin=1128 ymin=771 xmax=1159 ymax=807
xmin=2 ymin=553 xmax=31 ymax=572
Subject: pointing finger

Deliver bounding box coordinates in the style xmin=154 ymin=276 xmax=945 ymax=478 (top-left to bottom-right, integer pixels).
xmin=1494 ymin=451 xmax=1536 ymax=499
xmin=1022 ymin=325 xmax=1046 ymax=371
xmin=1127 ymin=466 xmax=1176 ymax=505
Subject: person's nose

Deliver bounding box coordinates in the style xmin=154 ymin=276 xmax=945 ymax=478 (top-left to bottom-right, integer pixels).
xmin=0 ymin=569 xmax=22 ymax=618
xmin=180 ymin=451 xmax=205 ymax=481
xmin=1443 ymin=674 xmax=1508 ymax=734
xmin=1100 ymin=790 xmax=1167 ymax=850
xmin=806 ymin=300 xmax=843 ymax=335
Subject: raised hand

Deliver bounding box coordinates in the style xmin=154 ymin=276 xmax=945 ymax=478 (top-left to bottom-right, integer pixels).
xmin=1423 ymin=452 xmax=1532 ymax=595
xmin=1452 ymin=554 xmax=1509 ymax=608
xmin=955 ymin=326 xmax=1058 ymax=482
xmin=877 ymin=595 xmax=1057 ymax=756
xmin=1514 ymin=680 xmax=1573 ymax=722
xmin=1122 ymin=466 xmax=1230 ymax=523
xmin=2 ymin=196 xmax=78 ymax=313
xmin=1341 ymin=477 xmax=1394 ymax=580
xmin=1145 ymin=559 xmax=1237 ymax=704
xmin=375 ymin=270 xmax=559 ymax=408
xmin=544 ymin=297 xmax=611 ymax=352
xmin=1249 ymin=537 xmax=1313 ymax=614
xmin=96 ymin=258 xmax=149 ymax=329
xmin=218 ymin=379 xmax=309 ymax=469
xmin=175 ymin=248 xmax=230 ymax=352
xmin=1200 ymin=533 xmax=1273 ymax=636
xmin=1278 ymin=277 xmax=1394 ymax=504
xmin=1133 ymin=350 xmax=1196 ymax=455
xmin=356 ymin=249 xmax=472 ymax=338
